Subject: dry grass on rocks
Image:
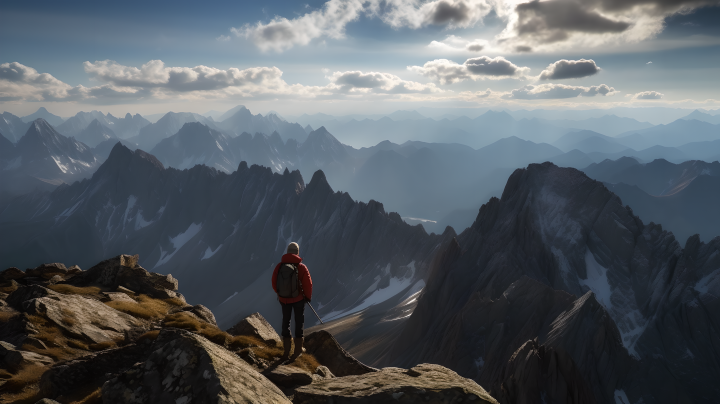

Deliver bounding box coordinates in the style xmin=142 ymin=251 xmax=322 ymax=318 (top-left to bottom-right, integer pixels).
xmin=137 ymin=330 xmax=160 ymax=342
xmin=0 ymin=363 xmax=47 ymax=404
xmin=48 ymin=285 xmax=101 ymax=296
xmin=104 ymin=294 xmax=173 ymax=319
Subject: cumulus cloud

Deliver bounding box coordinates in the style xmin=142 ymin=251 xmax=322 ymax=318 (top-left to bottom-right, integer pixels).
xmin=428 ymin=35 xmax=487 ymax=52
xmin=238 ymin=0 xmax=495 ymax=52
xmin=498 ymin=0 xmax=720 ymax=51
xmin=84 ymin=60 xmax=288 ymax=92
xmin=0 ymin=62 xmax=91 ymax=102
xmin=235 ymin=0 xmax=365 ymax=52
xmin=538 ymin=59 xmax=601 ymax=80
xmin=329 ymin=71 xmax=440 ymax=94
xmin=0 ymin=61 xmax=444 ymax=104
xmin=409 ymin=56 xmax=530 ymax=84
xmin=503 ymin=83 xmax=616 ymax=99
xmin=632 ymin=90 xmax=663 ymax=100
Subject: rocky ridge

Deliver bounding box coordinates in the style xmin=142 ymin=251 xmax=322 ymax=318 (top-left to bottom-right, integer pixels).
xmin=0 ymin=254 xmax=497 ymax=404
xmin=356 ymin=162 xmax=720 ymax=404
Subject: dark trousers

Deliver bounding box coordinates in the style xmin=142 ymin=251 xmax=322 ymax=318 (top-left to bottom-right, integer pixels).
xmin=280 ymin=299 xmax=305 ymax=338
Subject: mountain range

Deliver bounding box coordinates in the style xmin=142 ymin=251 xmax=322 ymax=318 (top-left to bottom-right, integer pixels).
xmin=318 ymin=162 xmax=720 ymax=404
xmin=0 ymin=119 xmax=99 ymax=196
xmin=0 ymin=142 xmax=452 ymax=330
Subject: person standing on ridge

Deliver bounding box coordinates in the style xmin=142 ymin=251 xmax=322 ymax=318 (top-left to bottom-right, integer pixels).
xmin=272 ymin=242 xmax=313 ymax=361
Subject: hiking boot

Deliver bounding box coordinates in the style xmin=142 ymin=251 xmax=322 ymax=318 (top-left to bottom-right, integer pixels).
xmin=290 ymin=337 xmax=304 ymax=360
xmin=281 ymin=337 xmax=292 ymax=361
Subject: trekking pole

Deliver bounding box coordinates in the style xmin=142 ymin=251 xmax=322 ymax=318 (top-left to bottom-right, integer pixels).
xmin=297 ymin=276 xmax=324 ymax=324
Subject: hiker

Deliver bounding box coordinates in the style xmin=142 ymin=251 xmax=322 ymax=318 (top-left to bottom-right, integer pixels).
xmin=272 ymin=242 xmax=313 ymax=361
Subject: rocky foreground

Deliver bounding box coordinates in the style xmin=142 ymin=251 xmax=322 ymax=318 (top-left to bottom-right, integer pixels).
xmin=0 ymin=254 xmax=498 ymax=404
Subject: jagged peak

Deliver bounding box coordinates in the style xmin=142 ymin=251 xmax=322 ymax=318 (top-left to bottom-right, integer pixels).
xmin=103 ymin=142 xmax=164 ymax=172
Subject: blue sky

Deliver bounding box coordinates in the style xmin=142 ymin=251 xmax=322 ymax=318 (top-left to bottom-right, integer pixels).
xmin=1 ymin=0 xmax=719 ymax=117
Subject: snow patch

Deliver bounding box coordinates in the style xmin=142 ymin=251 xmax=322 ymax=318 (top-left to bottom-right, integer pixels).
xmin=220 ymin=291 xmax=238 ymax=305
xmin=323 ymin=261 xmax=417 ymax=322
xmin=202 ymin=244 xmax=223 ymax=260
xmin=215 ymin=140 xmax=224 ymax=151
xmin=58 ymin=199 xmax=83 ymax=218
xmin=155 ymin=222 xmax=202 ymax=268
xmin=579 ymin=249 xmax=612 ymax=309
xmin=695 ymin=271 xmax=719 ymax=295
xmin=50 ymin=155 xmax=69 ymax=173
xmin=614 ymin=389 xmax=630 ymax=404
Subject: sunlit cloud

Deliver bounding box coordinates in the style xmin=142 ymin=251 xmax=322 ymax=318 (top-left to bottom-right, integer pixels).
xmin=538 ymin=59 xmax=601 ymax=80
xmin=503 ymin=83 xmax=617 ymax=99
xmin=409 ymin=56 xmax=531 ymax=84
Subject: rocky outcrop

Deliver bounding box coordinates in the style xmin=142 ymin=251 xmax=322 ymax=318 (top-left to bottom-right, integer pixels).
xmin=304 ymin=330 xmax=378 ymax=377
xmin=24 ymin=293 xmax=143 ymax=343
xmin=102 ymin=329 xmax=292 ymax=404
xmin=493 ymin=339 xmax=596 ymax=404
xmin=227 ymin=311 xmax=281 ymax=344
xmin=0 ymin=340 xmax=54 ymax=370
xmin=67 ymin=254 xmax=182 ymax=300
xmin=294 ymin=363 xmax=498 ymax=404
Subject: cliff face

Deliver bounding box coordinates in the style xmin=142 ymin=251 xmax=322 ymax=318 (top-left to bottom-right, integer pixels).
xmin=381 ymin=162 xmax=720 ymax=404
xmin=0 ymin=143 xmax=452 ymax=330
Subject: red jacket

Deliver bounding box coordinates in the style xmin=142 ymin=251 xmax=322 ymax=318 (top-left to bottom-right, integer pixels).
xmin=272 ymin=253 xmax=313 ymax=304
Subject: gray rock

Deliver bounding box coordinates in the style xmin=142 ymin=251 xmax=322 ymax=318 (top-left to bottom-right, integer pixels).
xmin=304 ymin=330 xmax=377 ymax=377
xmin=227 ymin=312 xmax=281 ymax=345
xmin=185 ymin=304 xmax=217 ymax=326
xmin=39 ymin=343 xmax=147 ymax=399
xmin=24 ymin=293 xmax=142 ymax=344
xmin=262 ymin=364 xmax=313 ymax=387
xmin=6 ymin=285 xmax=59 ymax=310
xmin=34 ymin=399 xmax=61 ymax=404
xmin=67 ymin=254 xmax=178 ymax=299
xmin=0 ymin=267 xmax=25 ymax=281
xmin=1 ymin=340 xmax=54 ymax=370
xmin=102 ymin=329 xmax=291 ymax=403
xmin=101 ymin=292 xmax=136 ymax=303
xmin=26 ymin=263 xmax=68 ymax=279
xmin=315 ymin=365 xmax=334 ymax=379
xmin=294 ymin=363 xmax=498 ymax=404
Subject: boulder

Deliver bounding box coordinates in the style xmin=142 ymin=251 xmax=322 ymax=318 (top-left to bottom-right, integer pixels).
xmin=1 ymin=340 xmax=54 ymax=370
xmin=67 ymin=265 xmax=82 ymax=275
xmin=6 ymin=285 xmax=59 ymax=310
xmin=262 ymin=364 xmax=314 ymax=387
xmin=304 ymin=330 xmax=377 ymax=377
xmin=227 ymin=312 xmax=281 ymax=345
xmin=1 ymin=267 xmax=25 ymax=281
xmin=101 ymin=292 xmax=136 ymax=303
xmin=102 ymin=329 xmax=291 ymax=403
xmin=185 ymin=304 xmax=217 ymax=326
xmin=67 ymin=254 xmax=178 ymax=299
xmin=294 ymin=363 xmax=498 ymax=404
xmin=39 ymin=343 xmax=148 ymax=399
xmin=24 ymin=293 xmax=143 ymax=343
xmin=26 ymin=263 xmax=68 ymax=279
xmin=35 ymin=399 xmax=61 ymax=404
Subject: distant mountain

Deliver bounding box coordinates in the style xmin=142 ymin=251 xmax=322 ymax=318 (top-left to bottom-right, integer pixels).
xmin=475 ymin=136 xmax=563 ymax=168
xmin=128 ymin=112 xmax=221 ymax=151
xmin=297 ymin=126 xmax=355 ymax=185
xmin=75 ymin=119 xmax=118 ymax=147
xmin=112 ymin=113 xmax=151 ymax=139
xmin=547 ymin=149 xmax=595 ymax=169
xmin=606 ymin=174 xmax=720 ymax=242
xmin=0 ymin=112 xmax=31 ymax=143
xmin=0 ymin=142 xmax=452 ymax=331
xmin=0 ymin=132 xmax=14 ymax=161
xmin=150 ymin=122 xmax=236 ymax=173
xmin=681 ymin=109 xmax=720 ymax=125
xmin=553 ymin=130 xmax=628 ymax=154
xmin=340 ymin=162 xmax=720 ymax=404
xmin=216 ymin=104 xmax=250 ymax=122
xmin=303 ymin=124 xmax=313 ymax=134
xmin=534 ymin=115 xmax=654 ymax=136
xmin=57 ymin=110 xmax=115 ymax=136
xmin=292 ymin=110 xmax=570 ymax=149
xmin=617 ymin=119 xmax=720 ymax=149
xmin=0 ymin=119 xmax=99 ymax=195
xmin=583 ymin=157 xmax=720 ymax=196
xmin=92 ymin=138 xmax=138 ymax=161
xmin=677 ymin=139 xmax=720 ymax=162
xmin=387 ymin=110 xmax=425 ymax=121
xmin=21 ymin=107 xmax=65 ymax=126
xmin=218 ymin=106 xmax=307 ymax=142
